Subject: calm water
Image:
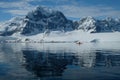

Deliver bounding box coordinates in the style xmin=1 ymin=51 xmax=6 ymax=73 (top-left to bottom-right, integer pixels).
xmin=0 ymin=42 xmax=120 ymax=80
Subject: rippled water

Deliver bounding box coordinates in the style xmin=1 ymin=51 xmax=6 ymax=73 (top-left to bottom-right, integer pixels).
xmin=0 ymin=42 xmax=120 ymax=80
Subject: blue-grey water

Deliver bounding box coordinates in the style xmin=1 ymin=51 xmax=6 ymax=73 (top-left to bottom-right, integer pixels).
xmin=0 ymin=42 xmax=120 ymax=80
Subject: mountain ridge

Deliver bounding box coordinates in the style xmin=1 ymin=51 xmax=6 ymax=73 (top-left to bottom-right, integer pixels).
xmin=0 ymin=6 xmax=120 ymax=36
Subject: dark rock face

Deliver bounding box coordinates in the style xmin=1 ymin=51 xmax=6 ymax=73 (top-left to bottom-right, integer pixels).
xmin=21 ymin=6 xmax=74 ymax=35
xmin=96 ymin=18 xmax=120 ymax=32
xmin=22 ymin=50 xmax=77 ymax=77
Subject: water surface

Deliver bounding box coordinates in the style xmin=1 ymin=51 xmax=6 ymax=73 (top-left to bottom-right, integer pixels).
xmin=0 ymin=42 xmax=120 ymax=80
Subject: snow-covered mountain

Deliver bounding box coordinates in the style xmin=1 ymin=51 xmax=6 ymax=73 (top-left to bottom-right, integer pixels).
xmin=0 ymin=6 xmax=120 ymax=37
xmin=96 ymin=17 xmax=120 ymax=32
xmin=21 ymin=6 xmax=74 ymax=35
xmin=0 ymin=17 xmax=24 ymax=36
xmin=76 ymin=17 xmax=120 ymax=33
xmin=77 ymin=16 xmax=96 ymax=32
xmin=0 ymin=6 xmax=74 ymax=36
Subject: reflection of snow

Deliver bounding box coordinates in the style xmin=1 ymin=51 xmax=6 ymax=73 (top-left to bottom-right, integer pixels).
xmin=0 ymin=43 xmax=34 ymax=79
xmin=26 ymin=42 xmax=120 ymax=67
xmin=0 ymin=42 xmax=120 ymax=68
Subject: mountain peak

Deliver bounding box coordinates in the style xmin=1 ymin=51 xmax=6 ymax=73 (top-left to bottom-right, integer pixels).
xmin=21 ymin=6 xmax=74 ymax=35
xmin=85 ymin=16 xmax=94 ymax=19
xmin=78 ymin=16 xmax=96 ymax=32
xmin=26 ymin=6 xmax=57 ymax=21
xmin=8 ymin=17 xmax=23 ymax=23
xmin=35 ymin=6 xmax=54 ymax=14
xmin=80 ymin=16 xmax=96 ymax=24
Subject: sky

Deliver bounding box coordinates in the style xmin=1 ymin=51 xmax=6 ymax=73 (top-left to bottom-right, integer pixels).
xmin=0 ymin=0 xmax=120 ymax=22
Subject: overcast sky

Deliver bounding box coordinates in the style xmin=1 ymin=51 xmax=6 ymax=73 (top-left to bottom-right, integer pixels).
xmin=0 ymin=0 xmax=120 ymax=21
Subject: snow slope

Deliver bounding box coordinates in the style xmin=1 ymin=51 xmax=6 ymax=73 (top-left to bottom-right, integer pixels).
xmin=39 ymin=31 xmax=120 ymax=42
xmin=0 ymin=17 xmax=24 ymax=36
xmin=12 ymin=30 xmax=120 ymax=43
xmin=77 ymin=17 xmax=120 ymax=32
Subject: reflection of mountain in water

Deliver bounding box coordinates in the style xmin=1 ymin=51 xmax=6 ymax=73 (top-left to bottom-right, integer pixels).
xmin=21 ymin=43 xmax=120 ymax=78
xmin=22 ymin=50 xmax=78 ymax=77
xmin=1 ymin=43 xmax=120 ymax=80
xmin=95 ymin=51 xmax=120 ymax=67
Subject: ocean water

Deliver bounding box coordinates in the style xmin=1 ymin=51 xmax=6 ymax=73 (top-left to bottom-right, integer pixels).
xmin=0 ymin=42 xmax=120 ymax=80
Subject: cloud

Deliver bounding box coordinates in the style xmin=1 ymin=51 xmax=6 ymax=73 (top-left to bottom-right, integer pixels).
xmin=55 ymin=5 xmax=120 ymax=18
xmin=0 ymin=0 xmax=120 ymax=18
xmin=0 ymin=2 xmax=29 ymax=9
xmin=0 ymin=1 xmax=35 ymax=16
xmin=7 ymin=10 xmax=29 ymax=15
